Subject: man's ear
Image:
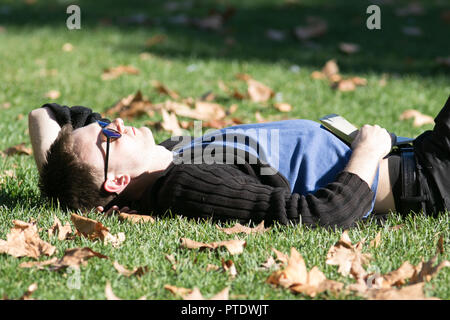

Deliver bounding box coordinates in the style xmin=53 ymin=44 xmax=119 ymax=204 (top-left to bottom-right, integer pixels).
xmin=103 ymin=174 xmax=131 ymax=194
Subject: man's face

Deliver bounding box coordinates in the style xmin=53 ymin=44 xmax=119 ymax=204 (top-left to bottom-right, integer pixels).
xmin=72 ymin=118 xmax=156 ymax=179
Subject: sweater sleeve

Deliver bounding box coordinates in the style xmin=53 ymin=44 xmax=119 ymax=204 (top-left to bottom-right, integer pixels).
xmin=41 ymin=103 xmax=110 ymax=129
xmin=149 ymin=163 xmax=374 ymax=229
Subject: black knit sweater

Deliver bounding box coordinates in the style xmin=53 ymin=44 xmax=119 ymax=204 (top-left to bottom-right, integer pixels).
xmin=42 ymin=103 xmax=375 ymax=229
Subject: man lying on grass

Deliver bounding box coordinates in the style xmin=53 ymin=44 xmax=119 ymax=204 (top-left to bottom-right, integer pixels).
xmin=28 ymin=95 xmax=450 ymax=229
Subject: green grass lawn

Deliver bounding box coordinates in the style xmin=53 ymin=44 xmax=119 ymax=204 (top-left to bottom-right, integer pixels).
xmin=0 ymin=0 xmax=449 ymax=300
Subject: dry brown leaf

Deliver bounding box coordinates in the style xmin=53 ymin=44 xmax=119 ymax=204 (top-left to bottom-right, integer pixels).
xmin=145 ymin=34 xmax=167 ymax=47
xmin=255 ymin=111 xmax=266 ymax=123
xmin=260 ymin=256 xmax=278 ymax=270
xmin=31 ymin=247 xmax=108 ymax=271
xmin=102 ymin=65 xmax=139 ymax=80
xmin=180 ymin=238 xmax=246 ymax=255
xmin=369 ymin=231 xmax=381 ymax=248
xmin=322 ymin=59 xmax=339 ymax=79
xmin=70 ymin=213 xmax=125 ymax=247
xmin=221 ymin=259 xmax=237 ymax=278
xmin=165 ymin=254 xmax=177 ymax=271
xmin=274 ymin=102 xmax=293 ymax=113
xmin=48 ymin=216 xmax=73 ymax=241
xmin=20 ymin=283 xmax=38 ymax=300
xmin=267 ymin=247 xmax=343 ymax=297
xmin=326 ymin=230 xmax=371 ymax=277
xmin=206 ymin=264 xmax=220 ymax=272
xmin=390 ymin=224 xmax=404 ymax=231
xmin=399 ymin=109 xmax=434 ymax=127
xmin=164 ymin=285 xmax=193 ymax=297
xmin=293 ymin=16 xmax=328 ymax=40
xmin=2 ymin=143 xmax=32 ymax=156
xmin=437 ymin=235 xmax=444 ymax=255
xmin=45 ymin=90 xmax=60 ymax=99
xmin=106 ymin=90 xmax=156 ymax=119
xmin=113 ymin=261 xmax=149 ymax=277
xmin=118 ymin=212 xmax=155 ymax=224
xmin=19 ymin=257 xmax=59 ymax=269
xmin=183 ymin=287 xmax=230 ymax=300
xmin=381 ymin=261 xmax=416 ymax=287
xmin=200 ymin=91 xmax=216 ymax=102
xmin=247 ymin=79 xmax=275 ymax=103
xmin=163 ymin=100 xmax=226 ymax=122
xmin=62 ymin=43 xmax=74 ymax=52
xmin=366 ymin=283 xmax=436 ymax=300
xmin=217 ymin=221 xmax=269 ymax=235
xmin=339 ymin=42 xmax=360 ymax=55
xmin=409 ymin=256 xmax=450 ymax=284
xmin=151 ymin=80 xmax=180 ymax=99
xmin=161 ymin=109 xmax=183 ymax=136
xmin=0 ymin=220 xmax=56 ymax=259
xmin=105 ymin=281 xmax=121 ymax=300
xmin=267 ymin=247 xmax=308 ymax=288
xmin=272 ymin=247 xmax=289 ymax=265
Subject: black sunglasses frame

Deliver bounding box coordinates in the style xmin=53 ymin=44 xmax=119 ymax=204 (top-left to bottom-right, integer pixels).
xmin=97 ymin=121 xmax=122 ymax=182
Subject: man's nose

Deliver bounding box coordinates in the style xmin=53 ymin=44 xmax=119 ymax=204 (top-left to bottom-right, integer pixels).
xmin=112 ymin=118 xmax=125 ymax=133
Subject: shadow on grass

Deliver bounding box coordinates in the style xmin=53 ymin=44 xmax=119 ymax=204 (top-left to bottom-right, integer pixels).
xmin=1 ymin=0 xmax=449 ymax=76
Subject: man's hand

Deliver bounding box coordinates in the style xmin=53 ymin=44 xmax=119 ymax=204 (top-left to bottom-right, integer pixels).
xmin=351 ymin=124 xmax=392 ymax=159
xmin=344 ymin=124 xmax=392 ymax=187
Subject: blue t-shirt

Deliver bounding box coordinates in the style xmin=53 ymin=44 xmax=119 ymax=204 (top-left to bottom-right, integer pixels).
xmin=173 ymin=119 xmax=379 ymax=218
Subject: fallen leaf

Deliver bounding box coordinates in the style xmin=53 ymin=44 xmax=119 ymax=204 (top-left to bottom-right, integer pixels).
xmin=165 ymin=254 xmax=177 ymax=271
xmin=118 ymin=212 xmax=155 ymax=224
xmin=19 ymin=257 xmax=59 ymax=269
xmin=48 ymin=216 xmax=73 ymax=240
xmin=45 ymin=90 xmax=60 ymax=99
xmin=217 ymin=221 xmax=269 ymax=235
xmin=222 ymin=259 xmax=237 ymax=278
xmin=145 ymin=34 xmax=167 ymax=47
xmin=247 ymin=79 xmax=275 ymax=103
xmin=409 ymin=256 xmax=450 ymax=284
xmin=322 ymin=59 xmax=339 ymax=79
xmin=260 ymin=256 xmax=278 ymax=270
xmin=106 ymin=90 xmax=156 ymax=119
xmin=161 ymin=109 xmax=183 ymax=136
xmin=180 ymin=238 xmax=246 ymax=255
xmin=62 ymin=43 xmax=74 ymax=52
xmin=267 ymin=247 xmax=343 ymax=297
xmin=70 ymin=213 xmax=125 ymax=247
xmin=272 ymin=248 xmax=289 ymax=265
xmin=57 ymin=247 xmax=107 ymax=269
xmin=101 ymin=65 xmax=139 ymax=80
xmin=151 ymin=80 xmax=180 ymax=99
xmin=105 ymin=281 xmax=121 ymax=300
xmin=164 ymin=285 xmax=193 ymax=297
xmin=399 ymin=109 xmax=434 ymax=127
xmin=366 ymin=282 xmax=436 ymax=300
xmin=0 ymin=220 xmax=56 ymax=259
xmin=437 ymin=235 xmax=444 ymax=255
xmin=206 ymin=264 xmax=220 ymax=272
xmin=274 ymin=102 xmax=293 ymax=112
xmin=183 ymin=287 xmax=230 ymax=300
xmin=293 ymin=16 xmax=328 ymax=40
xmin=370 ymin=231 xmax=381 ymax=248
xmin=20 ymin=283 xmax=38 ymax=300
xmin=2 ymin=143 xmax=32 ymax=156
xmin=339 ymin=42 xmax=360 ymax=55
xmin=113 ymin=261 xmax=149 ymax=277
xmin=326 ymin=231 xmax=371 ymax=277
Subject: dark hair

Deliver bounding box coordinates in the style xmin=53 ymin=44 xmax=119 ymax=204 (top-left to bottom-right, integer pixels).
xmin=39 ymin=124 xmax=115 ymax=210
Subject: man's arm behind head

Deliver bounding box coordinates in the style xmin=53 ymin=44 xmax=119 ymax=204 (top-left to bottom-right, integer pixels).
xmin=28 ymin=107 xmax=62 ymax=173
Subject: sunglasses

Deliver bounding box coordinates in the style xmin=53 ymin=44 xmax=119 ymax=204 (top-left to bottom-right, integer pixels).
xmin=97 ymin=120 xmax=122 ymax=182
